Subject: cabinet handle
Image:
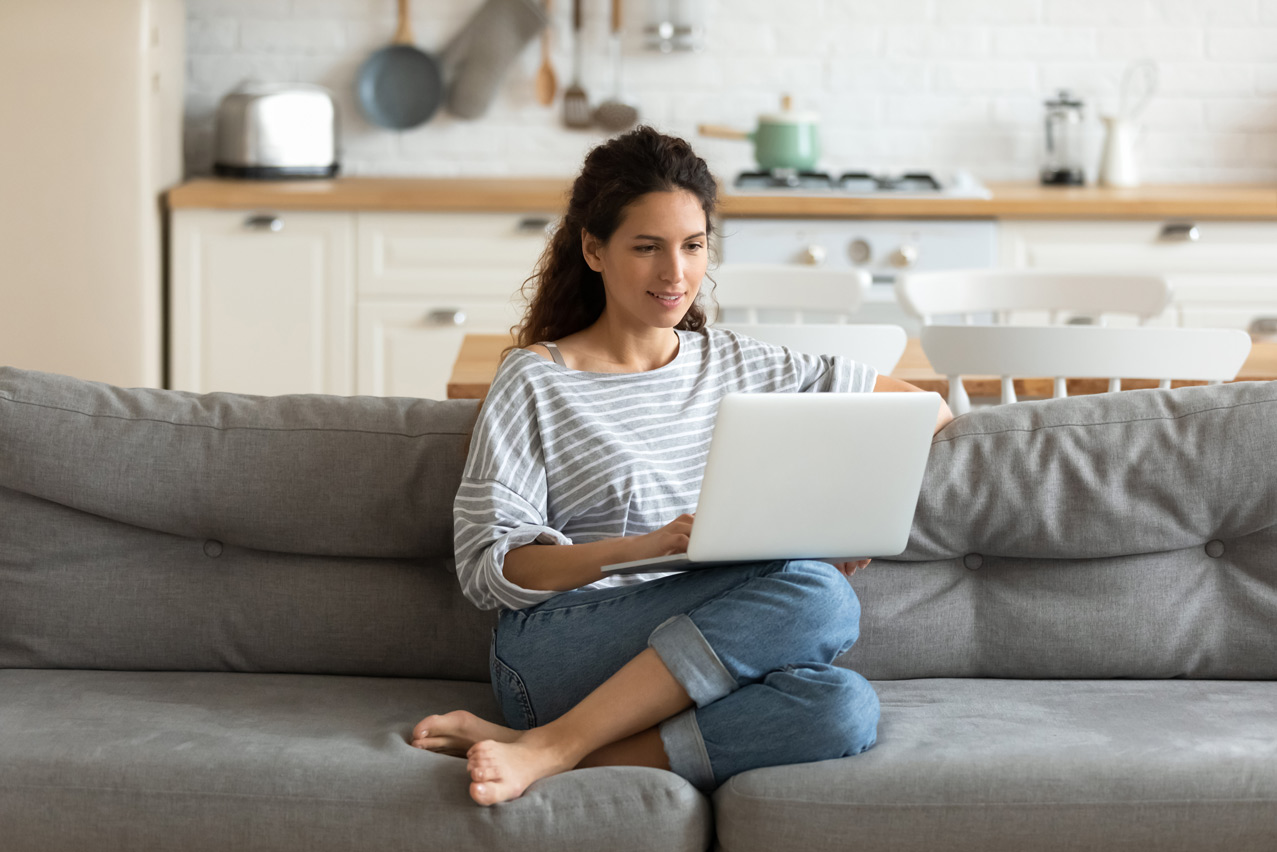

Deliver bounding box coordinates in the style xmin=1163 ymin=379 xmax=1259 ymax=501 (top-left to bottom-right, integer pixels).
xmin=517 ymin=216 xmax=553 ymax=234
xmin=1158 ymin=223 xmax=1199 ymax=242
xmin=427 ymin=309 xmax=467 ymax=326
xmin=244 ymin=215 xmax=284 ymax=232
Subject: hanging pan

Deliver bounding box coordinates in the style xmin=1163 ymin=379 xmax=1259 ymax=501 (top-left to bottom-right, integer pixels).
xmin=357 ymin=0 xmax=443 ymax=129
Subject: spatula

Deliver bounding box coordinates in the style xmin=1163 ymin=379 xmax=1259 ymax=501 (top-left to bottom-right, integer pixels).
xmin=562 ymin=0 xmax=591 ymax=128
xmin=594 ymin=0 xmax=639 ymax=131
xmin=535 ymin=0 xmax=557 ymax=107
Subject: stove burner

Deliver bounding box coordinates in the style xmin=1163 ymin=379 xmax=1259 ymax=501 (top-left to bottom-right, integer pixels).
xmin=734 ymin=170 xmax=835 ymax=190
xmin=839 ymin=172 xmax=942 ymax=192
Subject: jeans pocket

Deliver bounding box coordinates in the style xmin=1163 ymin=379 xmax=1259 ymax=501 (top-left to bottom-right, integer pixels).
xmin=489 ymin=630 xmax=536 ymax=730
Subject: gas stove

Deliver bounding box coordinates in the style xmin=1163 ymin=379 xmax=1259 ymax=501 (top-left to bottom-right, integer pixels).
xmin=730 ymin=168 xmax=991 ymax=199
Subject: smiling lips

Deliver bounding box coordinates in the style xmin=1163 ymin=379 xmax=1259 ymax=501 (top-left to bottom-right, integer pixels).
xmin=648 ymin=291 xmax=684 ymax=306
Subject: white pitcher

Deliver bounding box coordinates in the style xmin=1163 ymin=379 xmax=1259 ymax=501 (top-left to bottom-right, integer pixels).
xmin=1098 ymin=115 xmax=1140 ymax=188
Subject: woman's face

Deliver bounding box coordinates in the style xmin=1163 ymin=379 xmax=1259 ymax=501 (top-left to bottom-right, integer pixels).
xmin=582 ymin=190 xmax=709 ymax=331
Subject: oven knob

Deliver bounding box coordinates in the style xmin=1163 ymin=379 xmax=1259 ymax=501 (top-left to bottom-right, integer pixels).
xmin=799 ymin=244 xmax=827 ymax=266
xmin=848 ymin=238 xmax=872 ymax=265
xmin=889 ymin=244 xmax=919 ymax=268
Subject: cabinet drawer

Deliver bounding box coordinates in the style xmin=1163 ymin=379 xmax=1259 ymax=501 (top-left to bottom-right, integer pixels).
xmin=358 ymin=212 xmax=556 ymax=298
xmin=356 ymin=298 xmax=525 ymax=400
xmin=1001 ymin=220 xmax=1277 ymax=274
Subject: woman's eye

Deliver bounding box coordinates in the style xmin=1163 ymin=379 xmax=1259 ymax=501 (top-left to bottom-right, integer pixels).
xmin=685 ymin=242 xmax=704 ymax=252
xmin=635 ymin=244 xmax=657 ymax=253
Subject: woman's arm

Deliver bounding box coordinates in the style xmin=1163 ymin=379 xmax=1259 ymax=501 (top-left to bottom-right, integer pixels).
xmin=503 ymin=514 xmax=695 ymax=592
xmin=874 ymin=373 xmax=955 ymax=434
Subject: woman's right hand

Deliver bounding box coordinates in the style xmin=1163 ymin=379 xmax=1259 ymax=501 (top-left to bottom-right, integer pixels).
xmin=638 ymin=513 xmax=695 ymax=559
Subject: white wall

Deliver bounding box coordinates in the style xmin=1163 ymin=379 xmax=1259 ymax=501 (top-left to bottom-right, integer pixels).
xmin=185 ymin=0 xmax=1277 ymax=183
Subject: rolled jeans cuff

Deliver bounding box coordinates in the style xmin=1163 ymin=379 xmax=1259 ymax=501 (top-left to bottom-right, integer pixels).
xmin=658 ymin=708 xmax=716 ymax=793
xmin=647 ymin=613 xmax=737 ymax=707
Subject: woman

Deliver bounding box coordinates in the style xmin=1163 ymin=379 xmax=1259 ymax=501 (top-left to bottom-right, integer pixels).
xmin=411 ymin=127 xmax=953 ymax=806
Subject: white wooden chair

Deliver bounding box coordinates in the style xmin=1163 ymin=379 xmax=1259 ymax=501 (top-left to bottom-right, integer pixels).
xmin=896 ymin=270 xmax=1172 ymax=326
xmin=721 ymin=323 xmax=909 ymax=374
xmin=920 ymin=324 xmax=1253 ymax=415
xmin=708 ymin=264 xmax=871 ymax=324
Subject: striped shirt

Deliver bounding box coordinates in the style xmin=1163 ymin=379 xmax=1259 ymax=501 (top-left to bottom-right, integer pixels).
xmin=452 ymin=326 xmax=878 ymax=611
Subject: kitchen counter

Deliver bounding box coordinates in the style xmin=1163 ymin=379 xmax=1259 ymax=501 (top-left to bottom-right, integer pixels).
xmin=167 ymin=177 xmax=1277 ymax=219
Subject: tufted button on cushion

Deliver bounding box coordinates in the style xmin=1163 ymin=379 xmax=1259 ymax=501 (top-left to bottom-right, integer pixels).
xmin=963 ymin=553 xmax=983 ymax=571
xmin=1205 ymin=540 xmax=1225 ymax=558
xmin=203 ymin=540 xmax=224 ymax=558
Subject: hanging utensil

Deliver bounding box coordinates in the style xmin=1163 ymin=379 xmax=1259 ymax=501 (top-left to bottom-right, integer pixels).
xmin=356 ymin=0 xmax=443 ymax=129
xmin=1118 ymin=59 xmax=1158 ymax=120
xmin=535 ymin=0 xmax=557 ymax=106
xmin=594 ymin=0 xmax=639 ymax=131
xmin=562 ymin=0 xmax=591 ymax=128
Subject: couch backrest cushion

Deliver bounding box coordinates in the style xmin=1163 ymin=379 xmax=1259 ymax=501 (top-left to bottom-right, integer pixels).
xmin=843 ymin=380 xmax=1277 ymax=679
xmin=0 ymin=367 xmax=491 ymax=678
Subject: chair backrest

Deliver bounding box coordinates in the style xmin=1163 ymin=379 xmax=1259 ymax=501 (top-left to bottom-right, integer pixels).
xmin=920 ymin=324 xmax=1253 ymax=415
xmin=896 ymin=270 xmax=1172 ymax=326
xmin=709 ymin=264 xmax=871 ymax=324
xmin=721 ymin=323 xmax=909 ymax=374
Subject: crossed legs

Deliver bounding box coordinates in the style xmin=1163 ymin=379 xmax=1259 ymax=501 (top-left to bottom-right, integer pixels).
xmin=412 ymin=560 xmax=873 ymax=806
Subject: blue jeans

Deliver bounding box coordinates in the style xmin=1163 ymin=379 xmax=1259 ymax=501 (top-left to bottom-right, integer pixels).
xmin=489 ymin=559 xmax=880 ymax=792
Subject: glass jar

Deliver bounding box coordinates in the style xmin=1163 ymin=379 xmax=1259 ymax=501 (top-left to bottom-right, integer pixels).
xmin=1041 ymin=90 xmax=1086 ymax=186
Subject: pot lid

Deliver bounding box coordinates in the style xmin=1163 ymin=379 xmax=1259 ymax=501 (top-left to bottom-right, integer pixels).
xmin=759 ymin=94 xmax=820 ymax=125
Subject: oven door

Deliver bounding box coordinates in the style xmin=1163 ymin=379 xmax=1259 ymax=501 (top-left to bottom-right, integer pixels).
xmin=717 ymin=218 xmax=999 ymax=335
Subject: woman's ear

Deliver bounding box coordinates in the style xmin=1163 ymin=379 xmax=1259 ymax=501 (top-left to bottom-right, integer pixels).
xmin=581 ymin=228 xmax=605 ymax=272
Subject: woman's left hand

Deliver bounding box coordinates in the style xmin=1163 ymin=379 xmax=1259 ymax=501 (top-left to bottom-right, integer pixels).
xmin=833 ymin=559 xmax=871 ymax=579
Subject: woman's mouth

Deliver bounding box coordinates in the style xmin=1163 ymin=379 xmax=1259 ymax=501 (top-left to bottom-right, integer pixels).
xmin=648 ymin=291 xmax=683 ymax=306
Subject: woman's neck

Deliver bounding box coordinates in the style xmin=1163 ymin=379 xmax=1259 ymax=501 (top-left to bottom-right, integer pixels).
xmin=568 ymin=319 xmax=681 ymax=373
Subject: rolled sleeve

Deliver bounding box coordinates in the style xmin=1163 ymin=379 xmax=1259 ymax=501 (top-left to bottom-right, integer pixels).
xmin=454 ymin=477 xmax=572 ymax=611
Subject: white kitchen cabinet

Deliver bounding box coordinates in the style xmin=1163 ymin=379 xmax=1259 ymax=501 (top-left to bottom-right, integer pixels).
xmin=354 ymin=212 xmax=552 ymax=398
xmin=999 ymin=220 xmax=1277 ymax=330
xmin=170 ymin=209 xmax=355 ymax=395
xmin=170 ymin=209 xmax=555 ymax=399
xmin=357 ymin=300 xmax=523 ymax=399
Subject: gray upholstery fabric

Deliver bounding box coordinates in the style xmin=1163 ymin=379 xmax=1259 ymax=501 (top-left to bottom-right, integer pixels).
xmin=0 ymin=669 xmax=711 ymax=852
xmin=0 ymin=367 xmax=492 ymax=677
xmin=715 ymin=678 xmax=1277 ymax=852
xmin=844 ymin=380 xmax=1277 ymax=679
xmin=0 ymin=367 xmax=478 ymax=558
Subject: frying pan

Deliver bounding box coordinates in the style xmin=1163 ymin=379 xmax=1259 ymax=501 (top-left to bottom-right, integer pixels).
xmin=357 ymin=0 xmax=443 ymax=129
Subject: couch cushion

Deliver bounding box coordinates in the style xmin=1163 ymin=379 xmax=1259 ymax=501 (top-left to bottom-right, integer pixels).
xmin=0 ymin=669 xmax=711 ymax=852
xmin=842 ymin=380 xmax=1277 ymax=679
xmin=0 ymin=486 xmax=493 ymax=677
xmin=714 ymin=678 xmax=1277 ymax=852
xmin=0 ymin=367 xmax=494 ymax=677
xmin=0 ymin=367 xmax=478 ymax=559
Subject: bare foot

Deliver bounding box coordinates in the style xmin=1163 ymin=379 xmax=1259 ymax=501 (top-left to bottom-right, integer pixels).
xmin=467 ymin=733 xmax=578 ymax=807
xmin=410 ymin=710 xmax=519 ymax=758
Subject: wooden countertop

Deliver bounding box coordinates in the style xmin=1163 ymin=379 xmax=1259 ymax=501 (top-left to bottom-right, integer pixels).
xmin=168 ymin=177 xmax=1277 ymax=219
xmin=447 ymin=333 xmax=1277 ymax=400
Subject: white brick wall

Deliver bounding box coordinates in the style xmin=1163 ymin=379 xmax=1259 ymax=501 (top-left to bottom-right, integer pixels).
xmin=185 ymin=0 xmax=1277 ymax=183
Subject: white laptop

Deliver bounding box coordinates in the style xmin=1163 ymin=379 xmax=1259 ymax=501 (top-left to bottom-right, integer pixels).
xmin=601 ymin=391 xmax=942 ymax=575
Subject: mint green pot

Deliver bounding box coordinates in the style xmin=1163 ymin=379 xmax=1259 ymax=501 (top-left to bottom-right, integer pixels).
xmin=697 ymin=101 xmax=822 ymax=172
xmin=752 ymin=119 xmax=821 ymax=171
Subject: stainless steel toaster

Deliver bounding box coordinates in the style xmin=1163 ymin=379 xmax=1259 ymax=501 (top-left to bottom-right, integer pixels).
xmin=213 ymin=82 xmax=339 ymax=179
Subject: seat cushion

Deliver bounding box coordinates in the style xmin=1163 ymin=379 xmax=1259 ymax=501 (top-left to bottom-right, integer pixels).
xmin=715 ymin=678 xmax=1277 ymax=852
xmin=0 ymin=670 xmax=710 ymax=852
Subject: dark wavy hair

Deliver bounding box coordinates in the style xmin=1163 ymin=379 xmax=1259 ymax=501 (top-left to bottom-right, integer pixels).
xmin=510 ymin=126 xmax=719 ymax=351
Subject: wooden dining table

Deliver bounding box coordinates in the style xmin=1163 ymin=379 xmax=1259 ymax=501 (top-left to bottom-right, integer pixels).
xmin=446 ymin=333 xmax=1277 ymax=400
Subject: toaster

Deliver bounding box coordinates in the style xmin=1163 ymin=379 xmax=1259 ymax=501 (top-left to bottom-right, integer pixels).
xmin=213 ymin=82 xmax=339 ymax=179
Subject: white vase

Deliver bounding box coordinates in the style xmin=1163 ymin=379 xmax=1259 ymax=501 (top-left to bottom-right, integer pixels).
xmin=1098 ymin=115 xmax=1140 ymax=188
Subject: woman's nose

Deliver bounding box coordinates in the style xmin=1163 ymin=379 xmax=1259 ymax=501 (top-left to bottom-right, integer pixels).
xmin=658 ymin=247 xmax=684 ymax=282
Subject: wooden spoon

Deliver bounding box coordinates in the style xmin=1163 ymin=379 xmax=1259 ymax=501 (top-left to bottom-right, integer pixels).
xmin=535 ymin=0 xmax=557 ymax=106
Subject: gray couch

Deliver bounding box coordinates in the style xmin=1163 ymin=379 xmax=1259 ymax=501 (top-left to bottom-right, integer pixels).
xmin=2 ymin=365 xmax=1275 ymax=852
